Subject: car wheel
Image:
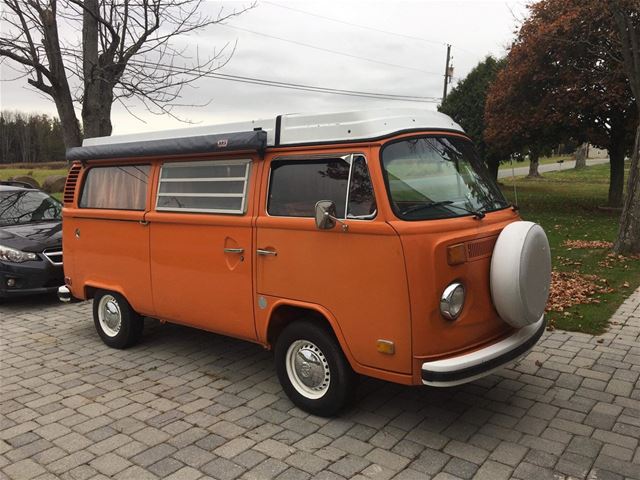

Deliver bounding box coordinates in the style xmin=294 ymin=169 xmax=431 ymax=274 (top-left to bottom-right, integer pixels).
xmin=93 ymin=290 xmax=143 ymax=349
xmin=275 ymin=321 xmax=357 ymax=416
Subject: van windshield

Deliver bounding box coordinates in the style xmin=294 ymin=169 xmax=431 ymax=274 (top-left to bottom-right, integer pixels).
xmin=381 ymin=135 xmax=508 ymax=220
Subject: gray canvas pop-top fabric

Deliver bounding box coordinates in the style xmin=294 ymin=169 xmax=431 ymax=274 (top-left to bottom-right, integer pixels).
xmin=67 ymin=130 xmax=268 ymax=162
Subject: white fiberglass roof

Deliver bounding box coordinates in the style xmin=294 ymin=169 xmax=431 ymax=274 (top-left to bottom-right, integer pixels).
xmin=82 ymin=107 xmax=464 ymax=148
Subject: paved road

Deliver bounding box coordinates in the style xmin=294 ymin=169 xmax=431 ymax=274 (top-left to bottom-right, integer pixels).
xmin=1 ymin=290 xmax=639 ymax=480
xmin=497 ymin=158 xmax=609 ymax=179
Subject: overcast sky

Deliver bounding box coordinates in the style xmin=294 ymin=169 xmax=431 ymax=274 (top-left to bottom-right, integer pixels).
xmin=0 ymin=0 xmax=528 ymax=135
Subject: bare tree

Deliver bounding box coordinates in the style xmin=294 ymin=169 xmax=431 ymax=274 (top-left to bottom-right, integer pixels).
xmin=0 ymin=0 xmax=253 ymax=148
xmin=611 ymin=0 xmax=640 ymax=254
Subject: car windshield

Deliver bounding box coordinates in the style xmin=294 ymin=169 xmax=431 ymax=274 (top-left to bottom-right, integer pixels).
xmin=0 ymin=190 xmax=62 ymax=226
xmin=381 ymin=135 xmax=508 ymax=220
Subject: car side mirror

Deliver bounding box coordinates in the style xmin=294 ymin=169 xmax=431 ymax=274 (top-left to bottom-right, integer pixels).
xmin=315 ymin=200 xmax=338 ymax=230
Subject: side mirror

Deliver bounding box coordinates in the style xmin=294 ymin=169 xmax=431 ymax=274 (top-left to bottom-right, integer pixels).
xmin=315 ymin=200 xmax=337 ymax=230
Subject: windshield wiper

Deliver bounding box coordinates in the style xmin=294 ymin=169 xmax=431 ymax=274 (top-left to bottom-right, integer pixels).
xmin=401 ymin=201 xmax=452 ymax=215
xmin=401 ymin=201 xmax=485 ymax=219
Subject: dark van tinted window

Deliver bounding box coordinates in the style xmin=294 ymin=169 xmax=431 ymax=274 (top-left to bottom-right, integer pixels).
xmin=268 ymin=155 xmax=375 ymax=219
xmin=348 ymin=157 xmax=377 ymax=218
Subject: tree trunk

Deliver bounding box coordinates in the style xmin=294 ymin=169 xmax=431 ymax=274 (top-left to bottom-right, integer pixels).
xmin=82 ymin=89 xmax=114 ymax=139
xmin=52 ymin=90 xmax=83 ymax=148
xmin=614 ymin=123 xmax=640 ymax=254
xmin=40 ymin=8 xmax=82 ymax=148
xmin=608 ymin=142 xmax=625 ymax=207
xmin=527 ymin=150 xmax=541 ymax=178
xmin=574 ymin=142 xmax=587 ymax=169
xmin=81 ymin=0 xmax=113 ymax=140
xmin=486 ymin=158 xmax=500 ymax=182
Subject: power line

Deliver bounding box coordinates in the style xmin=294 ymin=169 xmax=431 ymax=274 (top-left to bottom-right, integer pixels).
xmin=130 ymin=59 xmax=441 ymax=102
xmin=11 ymin=40 xmax=441 ymax=103
xmin=263 ymin=1 xmax=446 ymax=47
xmin=220 ymin=24 xmax=442 ymax=76
xmin=262 ymin=0 xmax=483 ymax=59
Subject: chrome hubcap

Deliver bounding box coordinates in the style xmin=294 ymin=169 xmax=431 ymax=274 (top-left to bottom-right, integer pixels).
xmin=98 ymin=295 xmax=121 ymax=337
xmin=286 ymin=340 xmax=330 ymax=399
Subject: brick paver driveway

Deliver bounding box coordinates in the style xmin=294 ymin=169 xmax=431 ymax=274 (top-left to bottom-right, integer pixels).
xmin=1 ymin=290 xmax=639 ymax=480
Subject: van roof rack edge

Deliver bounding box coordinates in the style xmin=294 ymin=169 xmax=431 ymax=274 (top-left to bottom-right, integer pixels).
xmin=68 ymin=108 xmax=465 ymax=162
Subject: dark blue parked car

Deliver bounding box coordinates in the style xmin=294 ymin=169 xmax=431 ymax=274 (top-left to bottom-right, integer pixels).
xmin=0 ymin=181 xmax=63 ymax=298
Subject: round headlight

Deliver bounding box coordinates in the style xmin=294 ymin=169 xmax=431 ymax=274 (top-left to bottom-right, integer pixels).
xmin=440 ymin=282 xmax=465 ymax=320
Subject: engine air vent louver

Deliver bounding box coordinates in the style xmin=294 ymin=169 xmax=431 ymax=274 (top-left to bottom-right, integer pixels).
xmin=63 ymin=163 xmax=82 ymax=205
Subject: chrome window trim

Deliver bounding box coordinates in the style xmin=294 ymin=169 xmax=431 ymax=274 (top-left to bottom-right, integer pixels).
xmin=266 ymin=152 xmax=377 ymax=221
xmin=159 ymin=158 xmax=251 ymax=169
xmin=160 ymin=177 xmax=247 ymax=183
xmin=344 ymin=154 xmax=355 ymax=220
xmin=156 ymin=159 xmax=251 ymax=215
xmin=157 ymin=193 xmax=245 ymax=198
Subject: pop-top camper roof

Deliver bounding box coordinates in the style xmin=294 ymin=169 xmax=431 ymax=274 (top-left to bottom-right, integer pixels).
xmin=66 ymin=108 xmax=464 ymax=162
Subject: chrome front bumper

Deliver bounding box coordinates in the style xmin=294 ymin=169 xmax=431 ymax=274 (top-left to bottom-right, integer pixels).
xmin=421 ymin=316 xmax=546 ymax=386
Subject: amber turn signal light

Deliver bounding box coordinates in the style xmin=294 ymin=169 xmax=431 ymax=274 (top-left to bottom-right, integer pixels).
xmin=447 ymin=243 xmax=467 ymax=265
xmin=376 ymin=339 xmax=395 ymax=355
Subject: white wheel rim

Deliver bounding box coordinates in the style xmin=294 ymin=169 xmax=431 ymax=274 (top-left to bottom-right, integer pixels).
xmin=285 ymin=340 xmax=331 ymax=399
xmin=98 ymin=295 xmax=122 ymax=337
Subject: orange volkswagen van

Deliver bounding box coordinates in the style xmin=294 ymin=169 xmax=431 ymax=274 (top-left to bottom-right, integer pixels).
xmin=59 ymin=108 xmax=551 ymax=416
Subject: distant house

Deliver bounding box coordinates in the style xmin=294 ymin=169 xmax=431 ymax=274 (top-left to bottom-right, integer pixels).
xmin=587 ymin=144 xmax=608 ymax=159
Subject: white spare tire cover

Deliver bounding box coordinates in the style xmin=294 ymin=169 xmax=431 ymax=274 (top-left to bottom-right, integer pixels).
xmin=490 ymin=221 xmax=551 ymax=328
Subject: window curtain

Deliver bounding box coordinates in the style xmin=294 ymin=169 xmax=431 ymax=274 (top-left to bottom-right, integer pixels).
xmin=81 ymin=165 xmax=150 ymax=210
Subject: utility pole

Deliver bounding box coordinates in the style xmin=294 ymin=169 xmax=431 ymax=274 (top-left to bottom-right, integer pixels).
xmin=442 ymin=44 xmax=452 ymax=102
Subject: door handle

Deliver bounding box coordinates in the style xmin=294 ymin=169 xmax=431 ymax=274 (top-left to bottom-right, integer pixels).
xmin=223 ymin=247 xmax=244 ymax=254
xmin=257 ymin=248 xmax=277 ymax=256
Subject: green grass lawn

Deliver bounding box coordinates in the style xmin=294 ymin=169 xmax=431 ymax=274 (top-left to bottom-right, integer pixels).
xmin=501 ymin=162 xmax=639 ymax=334
xmin=0 ymin=166 xmax=69 ymax=186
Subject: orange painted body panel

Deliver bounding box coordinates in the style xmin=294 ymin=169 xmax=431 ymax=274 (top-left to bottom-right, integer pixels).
xmin=254 ymin=295 xmax=413 ymax=385
xmin=64 ymin=209 xmax=154 ymax=315
xmin=147 ymin=212 xmax=257 ymax=340
xmin=63 ymin=131 xmax=520 ymax=387
xmin=255 ymin=216 xmax=411 ymax=373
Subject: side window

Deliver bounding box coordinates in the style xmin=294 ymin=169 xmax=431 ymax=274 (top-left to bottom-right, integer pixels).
xmin=156 ymin=160 xmax=251 ymax=214
xmin=268 ymin=154 xmax=376 ymax=219
xmin=80 ymin=165 xmax=150 ymax=210
xmin=347 ymin=156 xmax=377 ymax=218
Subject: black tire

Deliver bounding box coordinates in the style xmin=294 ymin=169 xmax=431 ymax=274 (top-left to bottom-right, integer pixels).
xmin=93 ymin=290 xmax=144 ymax=349
xmin=275 ymin=321 xmax=357 ymax=416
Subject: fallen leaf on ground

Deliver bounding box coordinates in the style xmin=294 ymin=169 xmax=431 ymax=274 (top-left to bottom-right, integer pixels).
xmin=562 ymin=240 xmax=613 ymax=249
xmin=546 ymin=270 xmax=614 ymax=312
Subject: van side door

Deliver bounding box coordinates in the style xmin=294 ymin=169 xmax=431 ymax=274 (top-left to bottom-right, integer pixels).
xmin=255 ymin=151 xmax=412 ymax=374
xmin=146 ymin=158 xmax=257 ymax=341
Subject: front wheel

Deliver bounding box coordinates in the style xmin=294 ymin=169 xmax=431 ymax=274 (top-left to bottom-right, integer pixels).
xmin=93 ymin=290 xmax=144 ymax=349
xmin=275 ymin=321 xmax=357 ymax=416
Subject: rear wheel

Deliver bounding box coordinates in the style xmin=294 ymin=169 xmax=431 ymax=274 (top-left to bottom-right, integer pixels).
xmin=275 ymin=321 xmax=357 ymax=416
xmin=93 ymin=290 xmax=143 ymax=349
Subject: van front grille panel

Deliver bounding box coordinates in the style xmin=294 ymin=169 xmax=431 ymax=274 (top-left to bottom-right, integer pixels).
xmin=467 ymin=236 xmax=497 ymax=260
